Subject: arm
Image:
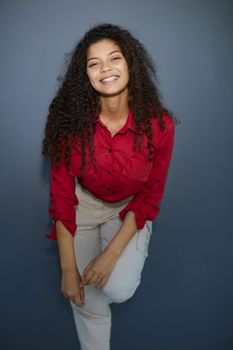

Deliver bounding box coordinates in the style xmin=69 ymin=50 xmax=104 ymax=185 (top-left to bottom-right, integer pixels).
xmin=119 ymin=115 xmax=175 ymax=229
xmin=48 ymin=158 xmax=84 ymax=306
xmin=56 ymin=221 xmax=85 ymax=306
xmin=47 ymin=156 xmax=78 ymax=240
xmin=104 ymin=211 xmax=137 ymax=257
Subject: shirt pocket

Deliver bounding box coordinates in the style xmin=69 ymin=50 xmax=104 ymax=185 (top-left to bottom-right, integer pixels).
xmin=122 ymin=155 xmax=153 ymax=182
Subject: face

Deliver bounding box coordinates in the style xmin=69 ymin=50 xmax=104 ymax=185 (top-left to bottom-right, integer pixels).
xmin=86 ymin=39 xmax=129 ymax=97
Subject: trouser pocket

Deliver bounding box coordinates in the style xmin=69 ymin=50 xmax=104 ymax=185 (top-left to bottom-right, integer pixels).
xmin=135 ymin=221 xmax=152 ymax=258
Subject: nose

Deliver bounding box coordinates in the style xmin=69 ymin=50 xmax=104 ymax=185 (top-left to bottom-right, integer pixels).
xmin=100 ymin=62 xmax=112 ymax=73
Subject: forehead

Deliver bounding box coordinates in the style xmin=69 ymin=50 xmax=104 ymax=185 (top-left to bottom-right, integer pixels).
xmin=87 ymin=39 xmax=122 ymax=58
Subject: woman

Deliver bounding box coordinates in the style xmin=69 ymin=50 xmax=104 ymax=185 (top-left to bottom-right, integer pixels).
xmin=42 ymin=23 xmax=177 ymax=350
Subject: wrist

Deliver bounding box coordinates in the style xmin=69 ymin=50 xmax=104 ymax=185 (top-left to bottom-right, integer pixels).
xmin=61 ymin=265 xmax=78 ymax=274
xmin=104 ymin=245 xmax=122 ymax=259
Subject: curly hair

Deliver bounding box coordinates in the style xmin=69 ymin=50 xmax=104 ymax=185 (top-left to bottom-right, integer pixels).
xmin=42 ymin=23 xmax=178 ymax=173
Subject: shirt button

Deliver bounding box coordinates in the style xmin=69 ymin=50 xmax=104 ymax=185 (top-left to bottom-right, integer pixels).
xmin=107 ymin=187 xmax=111 ymax=191
xmin=52 ymin=177 xmax=56 ymax=181
xmin=108 ymin=148 xmax=112 ymax=153
xmin=157 ymin=179 xmax=160 ymax=183
xmin=107 ymin=170 xmax=111 ymax=175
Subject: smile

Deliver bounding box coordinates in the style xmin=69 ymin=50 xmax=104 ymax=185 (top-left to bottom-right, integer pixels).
xmin=100 ymin=75 xmax=119 ymax=83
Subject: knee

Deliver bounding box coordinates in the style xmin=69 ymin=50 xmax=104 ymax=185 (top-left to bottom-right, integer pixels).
xmin=103 ymin=282 xmax=139 ymax=303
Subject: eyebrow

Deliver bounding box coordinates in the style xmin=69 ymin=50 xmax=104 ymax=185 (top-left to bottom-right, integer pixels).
xmin=87 ymin=50 xmax=122 ymax=62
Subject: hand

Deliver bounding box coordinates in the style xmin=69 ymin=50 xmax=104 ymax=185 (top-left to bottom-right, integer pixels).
xmin=61 ymin=268 xmax=85 ymax=307
xmin=82 ymin=250 xmax=118 ymax=288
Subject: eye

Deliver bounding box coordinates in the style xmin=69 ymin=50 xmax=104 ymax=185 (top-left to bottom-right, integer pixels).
xmin=111 ymin=56 xmax=121 ymax=61
xmin=88 ymin=62 xmax=99 ymax=68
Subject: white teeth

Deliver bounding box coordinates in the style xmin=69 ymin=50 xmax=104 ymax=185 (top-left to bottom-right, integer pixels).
xmin=101 ymin=75 xmax=119 ymax=83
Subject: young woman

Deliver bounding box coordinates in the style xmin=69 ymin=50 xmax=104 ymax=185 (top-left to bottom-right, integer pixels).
xmin=42 ymin=23 xmax=177 ymax=350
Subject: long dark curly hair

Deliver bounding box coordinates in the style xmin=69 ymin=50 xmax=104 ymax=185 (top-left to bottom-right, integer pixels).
xmin=42 ymin=23 xmax=178 ymax=173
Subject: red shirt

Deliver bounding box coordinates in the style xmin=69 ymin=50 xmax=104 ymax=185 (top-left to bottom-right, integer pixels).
xmin=47 ymin=110 xmax=175 ymax=240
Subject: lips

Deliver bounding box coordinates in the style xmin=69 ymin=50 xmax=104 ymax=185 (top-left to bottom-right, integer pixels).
xmin=100 ymin=75 xmax=119 ymax=83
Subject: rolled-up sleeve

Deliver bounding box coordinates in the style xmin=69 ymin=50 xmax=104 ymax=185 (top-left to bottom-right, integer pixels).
xmin=46 ymin=158 xmax=79 ymax=240
xmin=119 ymin=116 xmax=175 ymax=229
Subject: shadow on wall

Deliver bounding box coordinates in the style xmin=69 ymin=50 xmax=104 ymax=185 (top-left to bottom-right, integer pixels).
xmin=40 ymin=157 xmax=59 ymax=256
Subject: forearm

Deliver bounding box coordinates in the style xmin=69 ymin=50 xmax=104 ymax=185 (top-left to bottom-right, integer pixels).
xmin=104 ymin=211 xmax=137 ymax=258
xmin=56 ymin=221 xmax=77 ymax=272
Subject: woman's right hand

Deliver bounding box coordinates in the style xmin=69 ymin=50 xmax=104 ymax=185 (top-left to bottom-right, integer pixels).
xmin=61 ymin=268 xmax=85 ymax=307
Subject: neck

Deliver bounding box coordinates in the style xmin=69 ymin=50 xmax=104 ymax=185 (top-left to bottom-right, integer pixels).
xmin=100 ymin=89 xmax=129 ymax=122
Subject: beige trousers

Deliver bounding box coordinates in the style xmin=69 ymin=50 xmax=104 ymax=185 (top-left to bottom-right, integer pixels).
xmin=70 ymin=180 xmax=152 ymax=350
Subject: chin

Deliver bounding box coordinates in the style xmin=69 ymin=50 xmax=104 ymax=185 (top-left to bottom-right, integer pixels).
xmin=98 ymin=85 xmax=128 ymax=98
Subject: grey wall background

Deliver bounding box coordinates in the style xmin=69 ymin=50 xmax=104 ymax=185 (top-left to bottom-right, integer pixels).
xmin=1 ymin=0 xmax=233 ymax=349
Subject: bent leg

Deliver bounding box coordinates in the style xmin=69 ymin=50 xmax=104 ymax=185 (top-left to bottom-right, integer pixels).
xmin=100 ymin=216 xmax=152 ymax=303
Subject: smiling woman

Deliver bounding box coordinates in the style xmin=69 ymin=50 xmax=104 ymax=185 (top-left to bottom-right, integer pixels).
xmin=42 ymin=23 xmax=177 ymax=350
xmin=87 ymin=39 xmax=130 ymax=136
xmin=87 ymin=40 xmax=129 ymax=100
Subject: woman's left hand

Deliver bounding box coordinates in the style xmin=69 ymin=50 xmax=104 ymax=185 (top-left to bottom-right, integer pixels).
xmin=81 ymin=250 xmax=118 ymax=288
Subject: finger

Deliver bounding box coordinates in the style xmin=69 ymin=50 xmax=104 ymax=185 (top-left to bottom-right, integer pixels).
xmin=95 ymin=276 xmax=105 ymax=288
xmin=91 ymin=272 xmax=104 ymax=286
xmin=72 ymin=294 xmax=84 ymax=307
xmin=82 ymin=267 xmax=91 ymax=282
xmin=82 ymin=270 xmax=96 ymax=285
xmin=96 ymin=276 xmax=108 ymax=288
xmin=83 ymin=261 xmax=94 ymax=276
xmin=82 ymin=264 xmax=96 ymax=278
xmin=73 ymin=298 xmax=83 ymax=307
xmin=95 ymin=280 xmax=103 ymax=288
xmin=94 ymin=275 xmax=104 ymax=287
xmin=79 ymin=279 xmax=85 ymax=287
xmin=79 ymin=286 xmax=85 ymax=304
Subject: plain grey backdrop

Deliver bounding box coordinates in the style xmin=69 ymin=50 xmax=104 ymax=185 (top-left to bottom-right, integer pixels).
xmin=1 ymin=0 xmax=233 ymax=349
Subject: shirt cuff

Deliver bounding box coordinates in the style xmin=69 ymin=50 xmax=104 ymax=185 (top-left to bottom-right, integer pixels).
xmin=46 ymin=215 xmax=77 ymax=240
xmin=119 ymin=203 xmax=160 ymax=230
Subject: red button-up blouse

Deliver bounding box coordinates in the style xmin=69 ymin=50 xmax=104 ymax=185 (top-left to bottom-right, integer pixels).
xmin=47 ymin=110 xmax=175 ymax=240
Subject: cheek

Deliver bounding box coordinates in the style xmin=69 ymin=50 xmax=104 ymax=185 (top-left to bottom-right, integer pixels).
xmin=124 ymin=68 xmax=129 ymax=82
xmin=122 ymin=63 xmax=129 ymax=78
xmin=87 ymin=71 xmax=97 ymax=86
